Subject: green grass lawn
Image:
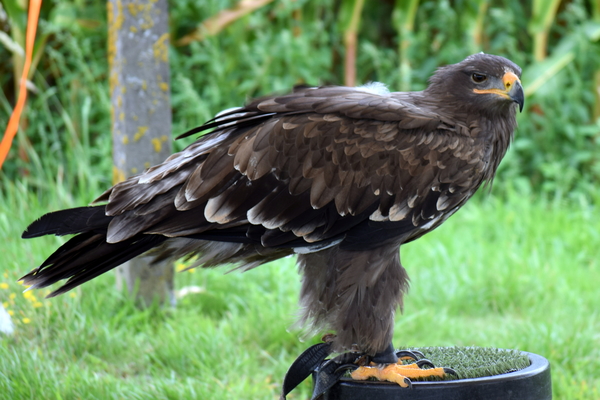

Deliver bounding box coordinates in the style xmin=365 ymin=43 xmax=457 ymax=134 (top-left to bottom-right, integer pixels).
xmin=0 ymin=181 xmax=598 ymax=399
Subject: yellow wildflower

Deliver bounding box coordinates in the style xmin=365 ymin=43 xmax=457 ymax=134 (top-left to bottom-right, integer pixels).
xmin=22 ymin=317 xmax=31 ymax=324
xmin=8 ymin=310 xmax=14 ymax=316
xmin=0 ymin=283 xmax=8 ymax=289
xmin=9 ymin=293 xmax=16 ymax=300
xmin=23 ymin=291 xmax=35 ymax=300
xmin=33 ymin=302 xmax=43 ymax=308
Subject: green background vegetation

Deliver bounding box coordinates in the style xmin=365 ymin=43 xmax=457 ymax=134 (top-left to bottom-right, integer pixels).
xmin=0 ymin=0 xmax=599 ymax=399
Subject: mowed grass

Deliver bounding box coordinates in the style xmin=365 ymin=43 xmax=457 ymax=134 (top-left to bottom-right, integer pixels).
xmin=0 ymin=180 xmax=598 ymax=399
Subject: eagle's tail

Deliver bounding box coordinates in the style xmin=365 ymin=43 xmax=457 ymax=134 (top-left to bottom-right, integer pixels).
xmin=20 ymin=206 xmax=167 ymax=297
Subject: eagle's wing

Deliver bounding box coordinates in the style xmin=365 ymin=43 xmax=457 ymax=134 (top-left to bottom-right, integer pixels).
xmin=97 ymin=86 xmax=486 ymax=252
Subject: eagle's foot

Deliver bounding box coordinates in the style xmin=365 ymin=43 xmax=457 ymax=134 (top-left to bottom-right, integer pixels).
xmin=348 ymin=346 xmax=456 ymax=387
xmin=350 ymin=361 xmax=453 ymax=388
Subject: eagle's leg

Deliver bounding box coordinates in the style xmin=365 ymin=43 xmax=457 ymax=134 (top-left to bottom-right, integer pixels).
xmin=371 ymin=342 xmax=399 ymax=363
xmin=350 ymin=344 xmax=455 ymax=387
xmin=298 ymin=246 xmax=454 ymax=387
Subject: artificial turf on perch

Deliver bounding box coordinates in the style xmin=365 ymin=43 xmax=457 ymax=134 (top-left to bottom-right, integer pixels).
xmin=400 ymin=347 xmax=531 ymax=381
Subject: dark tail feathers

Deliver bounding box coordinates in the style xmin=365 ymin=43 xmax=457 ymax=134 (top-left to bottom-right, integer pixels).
xmin=22 ymin=206 xmax=112 ymax=238
xmin=21 ymin=206 xmax=167 ymax=297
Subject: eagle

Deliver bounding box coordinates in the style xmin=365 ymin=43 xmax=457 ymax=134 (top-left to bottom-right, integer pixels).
xmin=21 ymin=53 xmax=523 ymax=389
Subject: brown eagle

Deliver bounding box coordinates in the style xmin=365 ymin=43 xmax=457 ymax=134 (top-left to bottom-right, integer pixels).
xmin=21 ymin=53 xmax=523 ymax=387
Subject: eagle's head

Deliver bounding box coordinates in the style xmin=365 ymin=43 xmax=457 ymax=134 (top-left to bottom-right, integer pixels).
xmin=426 ymin=53 xmax=524 ymax=116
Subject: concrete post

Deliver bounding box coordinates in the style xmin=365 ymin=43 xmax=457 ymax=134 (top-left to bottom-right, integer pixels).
xmin=108 ymin=0 xmax=175 ymax=307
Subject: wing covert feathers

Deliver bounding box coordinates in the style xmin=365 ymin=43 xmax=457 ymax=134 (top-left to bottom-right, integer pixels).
xmin=91 ymin=86 xmax=488 ymax=249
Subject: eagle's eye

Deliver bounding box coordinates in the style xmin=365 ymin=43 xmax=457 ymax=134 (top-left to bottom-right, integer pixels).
xmin=471 ymin=73 xmax=487 ymax=83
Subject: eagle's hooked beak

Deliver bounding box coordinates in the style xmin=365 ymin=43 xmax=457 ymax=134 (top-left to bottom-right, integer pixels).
xmin=504 ymin=72 xmax=524 ymax=112
xmin=473 ymin=71 xmax=525 ymax=112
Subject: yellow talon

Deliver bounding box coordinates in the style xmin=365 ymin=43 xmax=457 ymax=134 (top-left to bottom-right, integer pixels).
xmin=350 ymin=362 xmax=448 ymax=387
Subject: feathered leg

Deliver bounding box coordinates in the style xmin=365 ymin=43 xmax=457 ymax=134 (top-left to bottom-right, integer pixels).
xmin=297 ymin=244 xmax=408 ymax=355
xmin=297 ymin=244 xmax=453 ymax=386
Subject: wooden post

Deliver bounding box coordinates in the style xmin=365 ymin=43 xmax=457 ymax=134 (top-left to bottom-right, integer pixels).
xmin=107 ymin=0 xmax=175 ymax=307
xmin=342 ymin=0 xmax=365 ymax=87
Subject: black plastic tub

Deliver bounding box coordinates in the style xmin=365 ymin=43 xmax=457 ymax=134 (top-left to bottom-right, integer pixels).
xmin=317 ymin=352 xmax=551 ymax=400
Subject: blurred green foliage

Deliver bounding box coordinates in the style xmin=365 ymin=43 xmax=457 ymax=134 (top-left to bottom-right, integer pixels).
xmin=0 ymin=0 xmax=599 ymax=199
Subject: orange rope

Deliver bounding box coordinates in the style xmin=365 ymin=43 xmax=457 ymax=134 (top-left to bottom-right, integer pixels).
xmin=0 ymin=0 xmax=42 ymax=170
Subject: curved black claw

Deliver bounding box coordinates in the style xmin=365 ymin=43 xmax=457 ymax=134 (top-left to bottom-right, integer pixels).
xmin=443 ymin=367 xmax=459 ymax=377
xmin=416 ymin=359 xmax=436 ymax=369
xmin=334 ymin=363 xmax=359 ymax=374
xmin=396 ymin=350 xmax=423 ymax=361
xmin=412 ymin=350 xmax=425 ymax=358
xmin=403 ymin=377 xmax=413 ymax=389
